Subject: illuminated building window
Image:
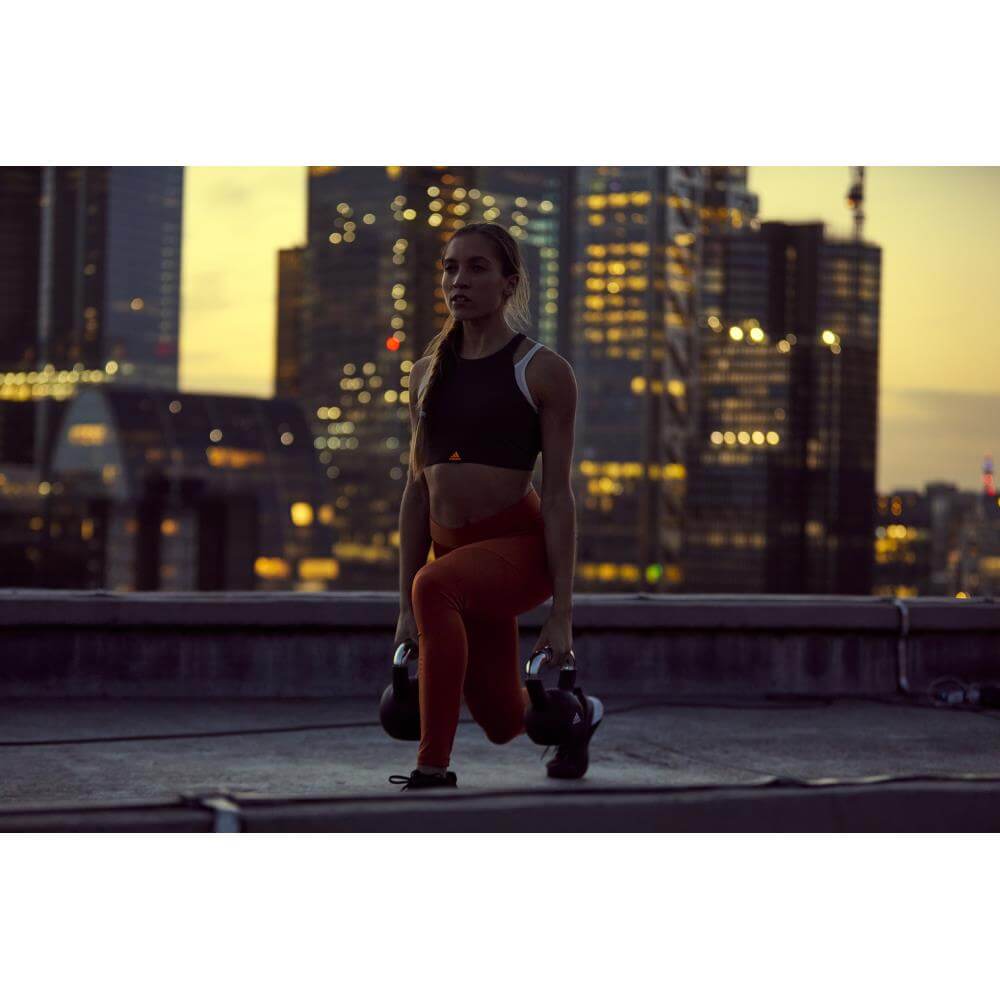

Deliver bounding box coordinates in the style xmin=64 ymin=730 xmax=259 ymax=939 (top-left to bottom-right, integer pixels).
xmin=68 ymin=423 xmax=108 ymax=446
xmin=299 ymin=558 xmax=339 ymax=582
xmin=290 ymin=502 xmax=314 ymax=527
xmin=206 ymin=447 xmax=266 ymax=469
xmin=255 ymin=557 xmax=291 ymax=579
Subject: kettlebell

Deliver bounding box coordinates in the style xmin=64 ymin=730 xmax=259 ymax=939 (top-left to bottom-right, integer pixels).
xmin=379 ymin=639 xmax=421 ymax=741
xmin=523 ymin=646 xmax=587 ymax=747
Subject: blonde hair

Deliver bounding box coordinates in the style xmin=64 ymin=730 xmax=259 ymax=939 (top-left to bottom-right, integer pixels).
xmin=407 ymin=223 xmax=531 ymax=481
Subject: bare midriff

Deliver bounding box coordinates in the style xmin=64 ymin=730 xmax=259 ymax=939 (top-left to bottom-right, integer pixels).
xmin=426 ymin=463 xmax=535 ymax=529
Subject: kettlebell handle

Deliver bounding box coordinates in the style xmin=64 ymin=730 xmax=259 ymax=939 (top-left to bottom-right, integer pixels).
xmin=523 ymin=646 xmax=580 ymax=729
xmin=392 ymin=640 xmax=418 ymax=700
xmin=525 ymin=646 xmax=576 ymax=688
xmin=394 ymin=639 xmax=417 ymax=666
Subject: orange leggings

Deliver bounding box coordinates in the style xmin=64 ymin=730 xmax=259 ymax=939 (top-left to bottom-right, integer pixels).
xmin=410 ymin=487 xmax=554 ymax=768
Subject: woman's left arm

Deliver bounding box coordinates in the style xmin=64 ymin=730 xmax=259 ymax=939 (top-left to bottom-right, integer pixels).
xmin=530 ymin=355 xmax=578 ymax=666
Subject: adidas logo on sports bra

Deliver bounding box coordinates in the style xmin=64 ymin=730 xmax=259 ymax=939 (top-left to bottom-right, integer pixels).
xmin=449 ymin=451 xmax=462 ymax=461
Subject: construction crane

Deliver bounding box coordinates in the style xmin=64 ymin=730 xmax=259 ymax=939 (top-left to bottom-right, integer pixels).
xmin=847 ymin=167 xmax=865 ymax=241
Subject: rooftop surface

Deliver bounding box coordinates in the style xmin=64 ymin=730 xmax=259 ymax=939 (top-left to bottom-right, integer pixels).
xmin=3 ymin=693 xmax=1000 ymax=831
xmin=3 ymin=590 xmax=998 ymax=831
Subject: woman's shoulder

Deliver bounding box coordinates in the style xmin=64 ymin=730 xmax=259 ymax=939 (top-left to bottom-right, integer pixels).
xmin=517 ymin=337 xmax=568 ymax=372
xmin=515 ymin=335 xmax=560 ymax=362
xmin=412 ymin=353 xmax=435 ymax=384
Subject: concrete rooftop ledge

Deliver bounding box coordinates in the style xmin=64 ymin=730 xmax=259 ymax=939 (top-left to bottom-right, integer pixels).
xmin=1 ymin=591 xmax=998 ymax=699
xmin=6 ymin=780 xmax=1000 ymax=833
xmin=1 ymin=589 xmax=998 ymax=630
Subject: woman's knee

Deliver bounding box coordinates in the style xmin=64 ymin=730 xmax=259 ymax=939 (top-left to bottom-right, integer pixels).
xmin=412 ymin=563 xmax=449 ymax=604
xmin=483 ymin=714 xmax=525 ymax=745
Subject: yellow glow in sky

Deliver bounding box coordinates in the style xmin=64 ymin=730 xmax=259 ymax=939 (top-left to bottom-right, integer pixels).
xmin=180 ymin=166 xmax=999 ymax=492
xmin=179 ymin=167 xmax=305 ymax=397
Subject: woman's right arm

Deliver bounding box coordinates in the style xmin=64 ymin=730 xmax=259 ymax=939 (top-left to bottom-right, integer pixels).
xmin=398 ymin=359 xmax=431 ymax=615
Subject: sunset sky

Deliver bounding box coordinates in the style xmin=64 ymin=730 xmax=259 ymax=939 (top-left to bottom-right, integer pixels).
xmin=178 ymin=166 xmax=1000 ymax=495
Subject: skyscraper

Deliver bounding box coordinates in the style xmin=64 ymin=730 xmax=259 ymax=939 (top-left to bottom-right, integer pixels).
xmin=35 ymin=166 xmax=183 ymax=388
xmin=0 ymin=166 xmax=184 ymax=469
xmin=0 ymin=167 xmax=42 ymax=371
xmin=684 ymin=227 xmax=783 ymax=592
xmin=773 ymin=221 xmax=881 ymax=593
xmin=301 ymin=166 xmax=576 ymax=589
xmin=0 ymin=167 xmax=43 ymax=467
xmin=568 ymin=167 xmax=711 ymax=593
xmin=0 ymin=166 xmax=184 ymax=586
xmin=685 ymin=219 xmax=882 ymax=594
xmin=301 ymin=167 xmax=466 ymax=587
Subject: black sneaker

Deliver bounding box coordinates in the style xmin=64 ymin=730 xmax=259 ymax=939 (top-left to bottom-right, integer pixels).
xmin=388 ymin=768 xmax=458 ymax=791
xmin=541 ymin=690 xmax=604 ymax=779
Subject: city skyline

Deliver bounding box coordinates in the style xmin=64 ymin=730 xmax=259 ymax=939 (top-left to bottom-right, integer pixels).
xmin=178 ymin=166 xmax=1000 ymax=495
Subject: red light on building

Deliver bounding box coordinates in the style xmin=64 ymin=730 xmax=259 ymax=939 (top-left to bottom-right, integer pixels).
xmin=386 ymin=337 xmax=401 ymax=352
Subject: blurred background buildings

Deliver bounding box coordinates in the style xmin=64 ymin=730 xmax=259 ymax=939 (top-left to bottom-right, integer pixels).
xmin=1 ymin=165 xmax=996 ymax=595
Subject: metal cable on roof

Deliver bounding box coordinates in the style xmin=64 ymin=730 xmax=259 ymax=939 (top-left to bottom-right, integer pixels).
xmin=1 ymin=693 xmax=998 ymax=748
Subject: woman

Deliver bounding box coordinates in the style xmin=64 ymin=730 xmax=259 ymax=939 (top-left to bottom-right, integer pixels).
xmin=389 ymin=222 xmax=603 ymax=791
